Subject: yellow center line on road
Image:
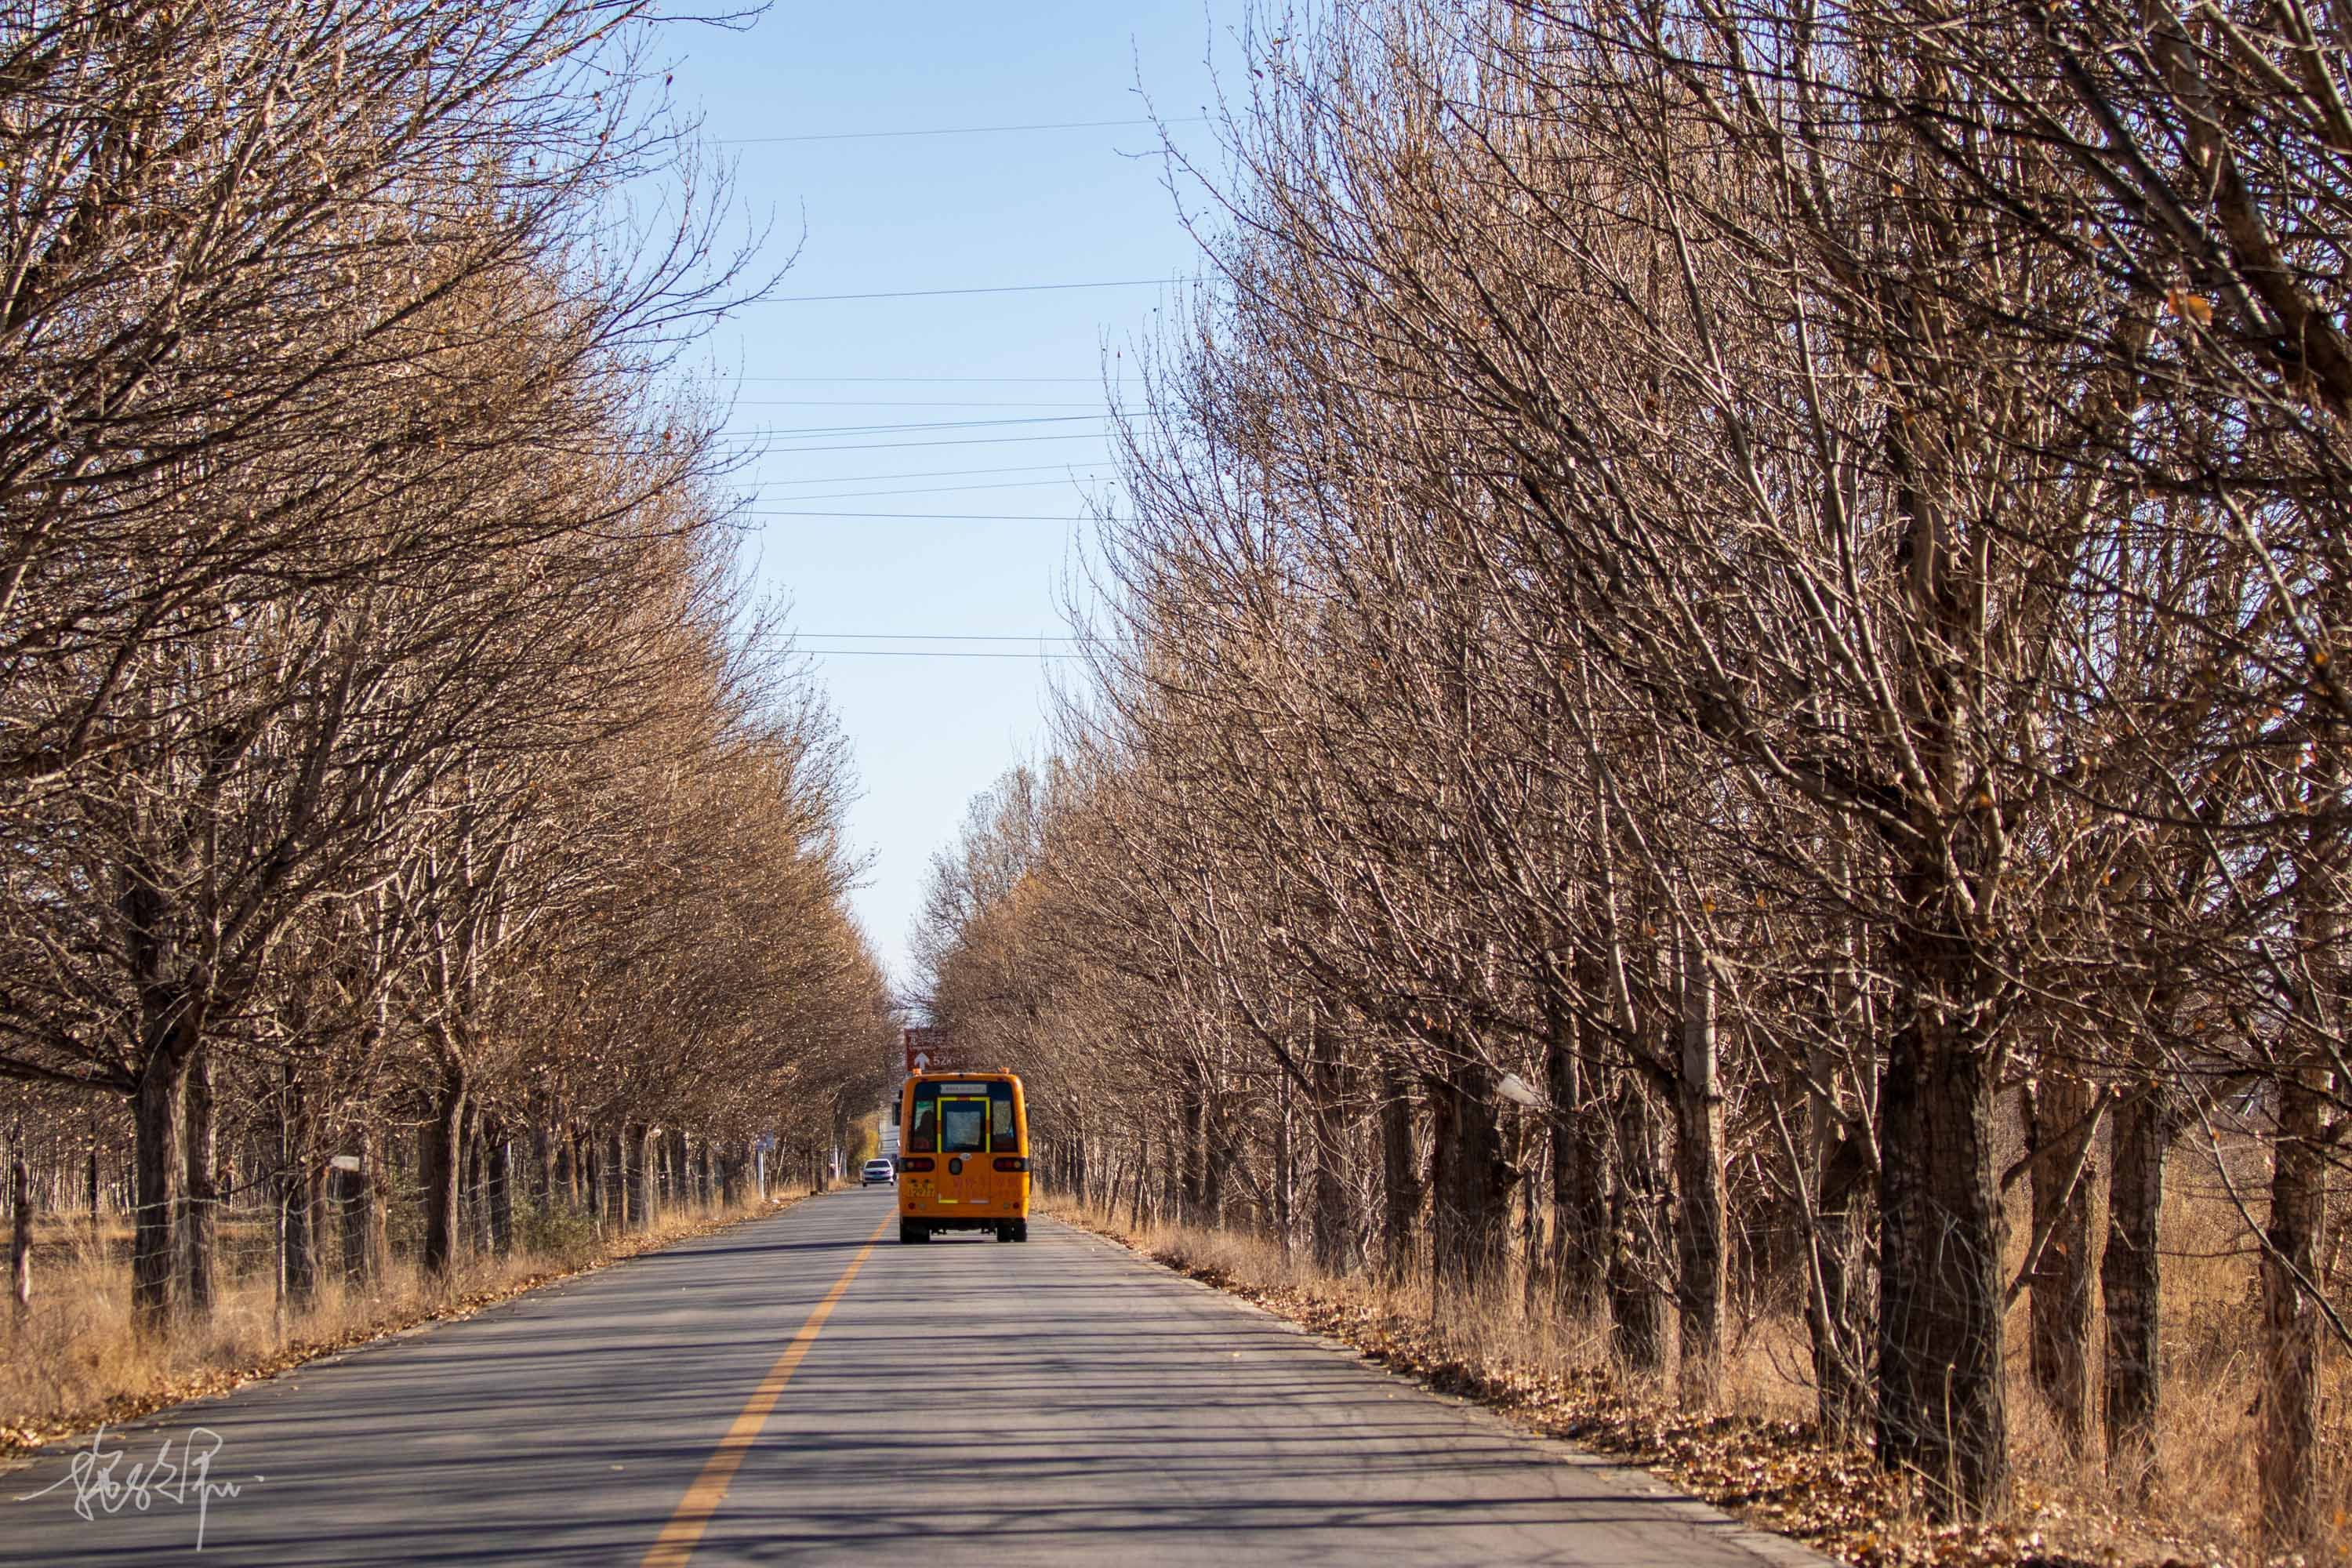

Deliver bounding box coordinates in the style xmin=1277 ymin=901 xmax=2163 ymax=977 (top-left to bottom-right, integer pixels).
xmin=640 ymin=1207 xmax=896 ymax=1568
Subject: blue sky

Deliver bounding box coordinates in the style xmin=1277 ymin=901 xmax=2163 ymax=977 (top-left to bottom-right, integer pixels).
xmin=668 ymin=4 xmax=1238 ymax=990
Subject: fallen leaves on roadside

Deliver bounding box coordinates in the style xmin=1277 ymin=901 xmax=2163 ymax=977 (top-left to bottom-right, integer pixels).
xmin=1055 ymin=1210 xmax=2246 ymax=1568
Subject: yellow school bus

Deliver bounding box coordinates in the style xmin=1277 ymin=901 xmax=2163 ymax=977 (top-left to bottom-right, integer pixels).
xmin=898 ymin=1071 xmax=1029 ymax=1243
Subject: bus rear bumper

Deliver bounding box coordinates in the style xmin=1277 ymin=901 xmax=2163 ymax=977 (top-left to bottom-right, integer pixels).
xmin=899 ymin=1214 xmax=1030 ymax=1243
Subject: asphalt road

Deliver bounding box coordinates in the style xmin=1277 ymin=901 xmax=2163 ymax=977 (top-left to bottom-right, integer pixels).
xmin=2 ymin=1188 xmax=1820 ymax=1566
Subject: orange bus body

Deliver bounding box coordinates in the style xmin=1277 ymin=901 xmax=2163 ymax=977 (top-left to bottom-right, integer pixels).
xmin=896 ymin=1071 xmax=1030 ymax=1243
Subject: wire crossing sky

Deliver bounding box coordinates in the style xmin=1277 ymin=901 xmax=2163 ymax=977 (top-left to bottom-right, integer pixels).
xmin=673 ymin=4 xmax=1234 ymax=988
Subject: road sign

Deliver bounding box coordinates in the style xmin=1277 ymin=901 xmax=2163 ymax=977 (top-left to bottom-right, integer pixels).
xmin=904 ymin=1026 xmax=957 ymax=1077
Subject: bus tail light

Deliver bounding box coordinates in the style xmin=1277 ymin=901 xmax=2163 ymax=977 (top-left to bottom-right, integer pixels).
xmin=993 ymin=1157 xmax=1028 ymax=1173
xmin=901 ymin=1156 xmax=936 ymax=1172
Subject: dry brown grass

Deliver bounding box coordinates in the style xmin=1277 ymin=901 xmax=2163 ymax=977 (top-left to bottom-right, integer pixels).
xmin=0 ymin=1185 xmax=826 ymax=1460
xmin=1047 ymin=1171 xmax=2350 ymax=1568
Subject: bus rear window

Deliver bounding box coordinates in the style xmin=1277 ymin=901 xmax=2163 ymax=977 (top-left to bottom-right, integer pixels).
xmin=940 ymin=1097 xmax=989 ymax=1153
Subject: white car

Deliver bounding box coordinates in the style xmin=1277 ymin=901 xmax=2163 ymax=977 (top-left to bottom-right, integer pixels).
xmin=860 ymin=1158 xmax=895 ymax=1186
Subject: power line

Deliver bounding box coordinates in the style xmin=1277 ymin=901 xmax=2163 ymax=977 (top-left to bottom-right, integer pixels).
xmin=732 ymin=399 xmax=1109 ymax=408
xmin=723 ymin=432 xmax=1113 ymax=454
xmin=796 ymin=648 xmax=1089 ymax=659
xmin=746 ymin=510 xmax=1105 ymax=521
xmin=719 ymin=115 xmax=1207 ymax=145
xmin=713 ymin=432 xmax=1111 ymax=452
xmin=733 ymin=376 xmax=1134 ymax=384
xmin=761 ymin=462 xmax=1109 ymax=485
xmin=733 ymin=415 xmax=1109 ymax=437
xmin=779 ymin=633 xmax=1112 ymax=643
xmin=765 ymin=278 xmax=1181 ymax=304
xmin=713 ymin=423 xmax=1112 ymax=451
xmin=760 ymin=478 xmax=1113 ymax=503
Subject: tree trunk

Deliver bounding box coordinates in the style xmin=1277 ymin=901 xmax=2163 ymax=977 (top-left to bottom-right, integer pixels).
xmin=1519 ymin=1109 xmax=1544 ymax=1315
xmin=557 ymin=1126 xmax=579 ymax=1211
xmin=421 ymin=1076 xmax=466 ymax=1277
xmin=2024 ymin=1070 xmax=2096 ymax=1452
xmin=282 ymin=1069 xmax=317 ymax=1308
xmin=303 ymin=1141 xmax=332 ymax=1288
xmin=1178 ymin=1074 xmax=1206 ymax=1226
xmin=1609 ymin=1069 xmax=1668 ymax=1374
xmin=1309 ymin=1013 xmax=1352 ymax=1275
xmin=355 ymin=1127 xmax=388 ymax=1286
xmin=1131 ymin=1120 xmax=1149 ymax=1229
xmin=2101 ymin=1075 xmax=2165 ymax=1496
xmin=335 ymin=1160 xmax=364 ymax=1290
xmin=1875 ymin=926 xmax=2009 ymax=1519
xmin=1674 ymin=938 xmax=1726 ymax=1406
xmin=1546 ymin=985 xmax=1608 ymax=1318
xmin=463 ymin=1107 xmax=488 ymax=1256
xmin=180 ymin=1044 xmax=217 ymax=1322
xmin=1273 ymin=1069 xmax=1294 ymax=1254
xmin=1377 ymin=1060 xmax=1419 ymax=1283
xmin=1428 ymin=1054 xmax=1508 ymax=1294
xmin=2259 ymin=1053 xmax=2328 ymax=1544
xmin=1200 ymin=1090 xmax=1230 ymax=1224
xmin=11 ymin=1158 xmax=31 ymax=1319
